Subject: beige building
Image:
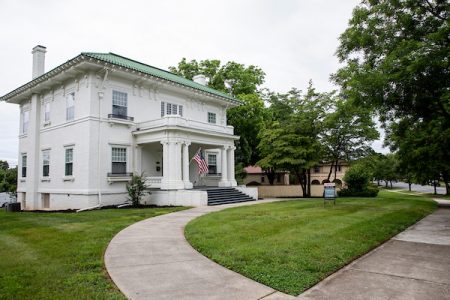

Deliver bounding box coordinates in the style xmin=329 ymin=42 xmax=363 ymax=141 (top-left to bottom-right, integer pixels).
xmin=244 ymin=162 xmax=349 ymax=187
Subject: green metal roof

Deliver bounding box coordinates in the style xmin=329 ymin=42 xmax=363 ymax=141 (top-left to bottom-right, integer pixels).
xmin=82 ymin=52 xmax=239 ymax=104
xmin=1 ymin=52 xmax=240 ymax=104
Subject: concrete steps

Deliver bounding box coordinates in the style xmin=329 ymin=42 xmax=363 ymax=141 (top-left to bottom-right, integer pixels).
xmin=206 ymin=188 xmax=256 ymax=206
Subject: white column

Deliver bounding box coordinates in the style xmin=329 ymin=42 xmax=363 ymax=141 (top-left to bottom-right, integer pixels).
xmin=134 ymin=145 xmax=142 ymax=175
xmin=219 ymin=146 xmax=230 ymax=187
xmin=27 ymin=93 xmax=41 ymax=210
xmin=160 ymin=141 xmax=169 ymax=189
xmin=183 ymin=142 xmax=193 ymax=189
xmin=227 ymin=146 xmax=237 ymax=186
xmin=160 ymin=140 xmax=184 ymax=190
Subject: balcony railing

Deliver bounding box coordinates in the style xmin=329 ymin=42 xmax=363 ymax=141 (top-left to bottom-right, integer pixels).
xmin=145 ymin=176 xmax=162 ymax=188
xmin=136 ymin=115 xmax=234 ymax=135
xmin=107 ymin=172 xmax=133 ymax=177
xmin=108 ymin=114 xmax=134 ymax=121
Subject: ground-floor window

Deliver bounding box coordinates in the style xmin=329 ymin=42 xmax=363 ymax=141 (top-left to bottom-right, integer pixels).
xmin=65 ymin=148 xmax=73 ymax=176
xmin=112 ymin=147 xmax=127 ymax=174
xmin=21 ymin=154 xmax=27 ymax=178
xmin=207 ymin=154 xmax=217 ymax=174
xmin=42 ymin=150 xmax=50 ymax=177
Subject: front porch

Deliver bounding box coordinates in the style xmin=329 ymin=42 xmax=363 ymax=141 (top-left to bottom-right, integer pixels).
xmin=133 ymin=116 xmax=239 ymax=191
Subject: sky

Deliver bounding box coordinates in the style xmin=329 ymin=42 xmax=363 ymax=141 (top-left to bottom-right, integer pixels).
xmin=0 ymin=0 xmax=387 ymax=166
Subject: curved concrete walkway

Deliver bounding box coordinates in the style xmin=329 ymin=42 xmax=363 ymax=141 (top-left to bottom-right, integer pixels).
xmin=105 ymin=199 xmax=295 ymax=300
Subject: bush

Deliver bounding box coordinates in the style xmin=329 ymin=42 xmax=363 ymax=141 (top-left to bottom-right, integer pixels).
xmin=338 ymin=186 xmax=379 ymax=197
xmin=126 ymin=173 xmax=148 ymax=207
xmin=340 ymin=164 xmax=378 ymax=197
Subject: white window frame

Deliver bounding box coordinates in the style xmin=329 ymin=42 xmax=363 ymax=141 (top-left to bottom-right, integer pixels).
xmin=208 ymin=112 xmax=216 ymax=124
xmin=44 ymin=101 xmax=51 ymax=124
xmin=112 ymin=90 xmax=128 ymax=117
xmin=22 ymin=110 xmax=29 ymax=134
xmin=66 ymin=92 xmax=75 ymax=121
xmin=207 ymin=153 xmax=217 ymax=174
xmin=111 ymin=147 xmax=127 ymax=175
xmin=65 ymin=148 xmax=74 ymax=177
xmin=42 ymin=149 xmax=50 ymax=177
xmin=21 ymin=153 xmax=27 ymax=178
xmin=161 ymin=101 xmax=183 ymax=117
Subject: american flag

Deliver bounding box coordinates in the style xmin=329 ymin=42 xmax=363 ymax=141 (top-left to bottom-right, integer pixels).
xmin=193 ymin=148 xmax=209 ymax=174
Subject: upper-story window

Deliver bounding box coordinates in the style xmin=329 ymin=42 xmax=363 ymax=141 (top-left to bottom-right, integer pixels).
xmin=112 ymin=91 xmax=128 ymax=118
xmin=66 ymin=93 xmax=75 ymax=121
xmin=22 ymin=110 xmax=29 ymax=134
xmin=21 ymin=154 xmax=27 ymax=178
xmin=208 ymin=112 xmax=216 ymax=124
xmin=42 ymin=149 xmax=50 ymax=177
xmin=337 ymin=165 xmax=342 ymax=172
xmin=314 ymin=166 xmax=320 ymax=173
xmin=161 ymin=102 xmax=183 ymax=117
xmin=44 ymin=102 xmax=51 ymax=123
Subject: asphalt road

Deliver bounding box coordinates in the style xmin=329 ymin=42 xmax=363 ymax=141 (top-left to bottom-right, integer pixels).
xmin=387 ymin=182 xmax=446 ymax=195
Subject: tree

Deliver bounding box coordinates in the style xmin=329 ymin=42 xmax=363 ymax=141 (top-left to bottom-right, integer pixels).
xmin=258 ymin=84 xmax=325 ymax=196
xmin=0 ymin=160 xmax=9 ymax=170
xmin=321 ymin=98 xmax=379 ymax=181
xmin=169 ymin=58 xmax=266 ymax=165
xmin=334 ymin=0 xmax=449 ymax=194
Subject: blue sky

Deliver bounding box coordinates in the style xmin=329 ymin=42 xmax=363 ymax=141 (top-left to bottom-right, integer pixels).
xmin=0 ymin=0 xmax=387 ymax=166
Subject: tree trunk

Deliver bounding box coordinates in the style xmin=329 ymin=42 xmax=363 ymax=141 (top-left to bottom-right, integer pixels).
xmin=442 ymin=172 xmax=450 ymax=195
xmin=333 ymin=161 xmax=338 ymax=181
xmin=390 ymin=181 xmax=393 ymax=189
xmin=385 ymin=181 xmax=388 ymax=188
xmin=307 ymin=169 xmax=311 ymax=197
xmin=408 ymin=182 xmax=412 ymax=192
xmin=265 ymin=168 xmax=276 ymax=185
xmin=327 ymin=162 xmax=334 ymax=181
xmin=433 ymin=180 xmax=437 ymax=195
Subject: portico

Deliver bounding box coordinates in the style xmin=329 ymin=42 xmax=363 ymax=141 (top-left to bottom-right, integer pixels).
xmin=133 ymin=115 xmax=239 ymax=191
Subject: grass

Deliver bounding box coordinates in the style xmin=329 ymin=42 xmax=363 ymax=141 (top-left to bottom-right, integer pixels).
xmin=0 ymin=206 xmax=187 ymax=300
xmin=185 ymin=191 xmax=436 ymax=296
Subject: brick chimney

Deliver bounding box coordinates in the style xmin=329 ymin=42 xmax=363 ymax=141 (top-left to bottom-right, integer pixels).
xmin=32 ymin=45 xmax=46 ymax=79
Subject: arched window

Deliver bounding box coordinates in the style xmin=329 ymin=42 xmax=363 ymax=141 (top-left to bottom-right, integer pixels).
xmin=322 ymin=179 xmax=330 ymax=184
xmin=311 ymin=179 xmax=320 ymax=185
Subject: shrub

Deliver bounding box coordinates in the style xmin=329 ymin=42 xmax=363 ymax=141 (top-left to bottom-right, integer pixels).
xmin=126 ymin=173 xmax=148 ymax=207
xmin=340 ymin=164 xmax=378 ymax=197
xmin=338 ymin=186 xmax=379 ymax=197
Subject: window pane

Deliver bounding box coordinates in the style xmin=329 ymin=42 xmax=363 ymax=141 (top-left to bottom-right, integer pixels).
xmin=22 ymin=167 xmax=27 ymax=178
xmin=66 ymin=93 xmax=75 ymax=121
xmin=112 ymin=91 xmax=127 ymax=107
xmin=179 ymin=105 xmax=183 ymax=116
xmin=161 ymin=101 xmax=165 ymax=117
xmin=112 ymin=147 xmax=126 ymax=162
xmin=208 ymin=112 xmax=216 ymax=124
xmin=44 ymin=102 xmax=50 ymax=122
xmin=172 ymin=104 xmax=177 ymax=115
xmin=65 ymin=162 xmax=73 ymax=176
xmin=43 ymin=165 xmax=49 ymax=177
xmin=166 ymin=103 xmax=172 ymax=115
xmin=65 ymin=148 xmax=73 ymax=163
xmin=113 ymin=105 xmax=127 ymax=116
xmin=112 ymin=162 xmax=126 ymax=174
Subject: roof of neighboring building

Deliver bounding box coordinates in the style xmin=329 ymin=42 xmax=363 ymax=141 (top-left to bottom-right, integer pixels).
xmin=0 ymin=52 xmax=240 ymax=105
xmin=244 ymin=166 xmax=289 ymax=174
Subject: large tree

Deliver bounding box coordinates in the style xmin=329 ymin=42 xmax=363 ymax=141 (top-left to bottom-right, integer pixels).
xmin=169 ymin=58 xmax=266 ymax=165
xmin=257 ymin=84 xmax=326 ymax=196
xmin=334 ymin=0 xmax=449 ymax=194
xmin=321 ymin=98 xmax=379 ymax=181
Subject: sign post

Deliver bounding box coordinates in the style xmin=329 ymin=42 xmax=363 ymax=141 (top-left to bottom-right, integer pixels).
xmin=323 ymin=182 xmax=336 ymax=206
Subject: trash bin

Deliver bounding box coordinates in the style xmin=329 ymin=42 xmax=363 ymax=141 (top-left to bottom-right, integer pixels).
xmin=5 ymin=202 xmax=21 ymax=212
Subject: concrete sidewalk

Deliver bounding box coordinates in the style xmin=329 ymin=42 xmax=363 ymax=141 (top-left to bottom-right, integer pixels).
xmin=298 ymin=208 xmax=450 ymax=300
xmin=105 ymin=199 xmax=295 ymax=300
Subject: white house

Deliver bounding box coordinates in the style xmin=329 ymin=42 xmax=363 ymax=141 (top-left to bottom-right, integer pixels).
xmin=1 ymin=46 xmax=257 ymax=210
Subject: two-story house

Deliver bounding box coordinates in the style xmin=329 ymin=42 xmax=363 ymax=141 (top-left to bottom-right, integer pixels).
xmin=1 ymin=46 xmax=256 ymax=210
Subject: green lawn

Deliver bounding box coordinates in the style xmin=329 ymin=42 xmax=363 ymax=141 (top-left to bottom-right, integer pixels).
xmin=0 ymin=206 xmax=187 ymax=300
xmin=185 ymin=191 xmax=436 ymax=295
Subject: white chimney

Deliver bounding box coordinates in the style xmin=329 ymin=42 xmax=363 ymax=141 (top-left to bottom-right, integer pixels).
xmin=32 ymin=45 xmax=46 ymax=79
xmin=193 ymin=74 xmax=207 ymax=86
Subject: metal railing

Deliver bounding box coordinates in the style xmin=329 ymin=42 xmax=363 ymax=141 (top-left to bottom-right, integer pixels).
xmin=107 ymin=172 xmax=133 ymax=177
xmin=108 ymin=114 xmax=134 ymax=121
